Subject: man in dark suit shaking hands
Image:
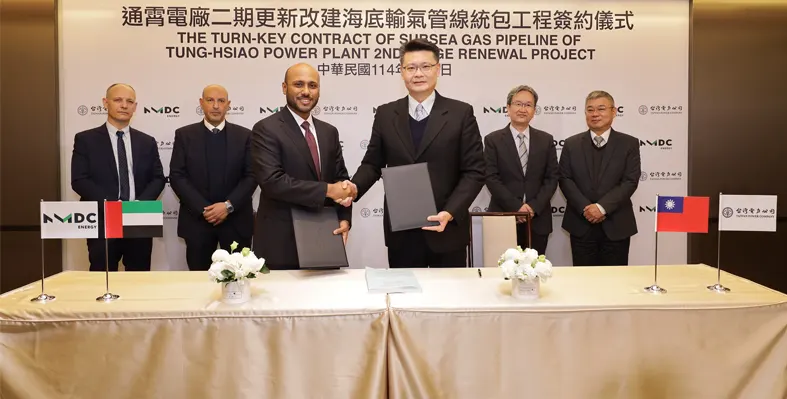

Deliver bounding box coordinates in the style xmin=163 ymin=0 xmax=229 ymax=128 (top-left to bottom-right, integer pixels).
xmin=484 ymin=85 xmax=558 ymax=255
xmin=344 ymin=39 xmax=486 ymax=268
xmin=71 ymin=83 xmax=165 ymax=271
xmin=169 ymin=85 xmax=257 ymax=270
xmin=558 ymin=90 xmax=641 ymax=266
xmin=251 ymin=63 xmax=353 ymax=269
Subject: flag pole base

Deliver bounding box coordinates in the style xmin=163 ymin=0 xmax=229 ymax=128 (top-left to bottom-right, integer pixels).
xmin=96 ymin=292 xmax=120 ymax=302
xmin=30 ymin=293 xmax=56 ymax=303
xmin=644 ymin=284 xmax=667 ymax=294
xmin=707 ymin=283 xmax=730 ymax=293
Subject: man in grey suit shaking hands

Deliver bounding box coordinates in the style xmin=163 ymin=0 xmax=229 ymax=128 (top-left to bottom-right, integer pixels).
xmin=558 ymin=90 xmax=641 ymax=266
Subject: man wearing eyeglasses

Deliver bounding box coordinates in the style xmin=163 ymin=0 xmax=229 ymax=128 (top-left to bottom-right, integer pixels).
xmin=483 ymin=85 xmax=558 ymax=256
xmin=558 ymin=90 xmax=641 ymax=266
xmin=344 ymin=38 xmax=485 ymax=268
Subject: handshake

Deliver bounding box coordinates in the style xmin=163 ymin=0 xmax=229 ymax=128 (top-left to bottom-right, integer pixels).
xmin=326 ymin=180 xmax=357 ymax=208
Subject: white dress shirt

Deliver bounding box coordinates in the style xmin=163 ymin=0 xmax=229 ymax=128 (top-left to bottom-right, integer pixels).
xmin=204 ymin=119 xmax=226 ymax=132
xmin=408 ymin=90 xmax=436 ymax=119
xmin=106 ymin=121 xmax=136 ymax=201
xmin=287 ymin=105 xmax=320 ymax=162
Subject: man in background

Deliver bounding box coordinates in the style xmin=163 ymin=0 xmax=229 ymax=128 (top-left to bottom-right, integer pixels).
xmin=558 ymin=90 xmax=641 ymax=266
xmin=484 ymin=85 xmax=558 ymax=255
xmin=71 ymin=83 xmax=165 ymax=271
xmin=169 ymin=84 xmax=257 ymax=270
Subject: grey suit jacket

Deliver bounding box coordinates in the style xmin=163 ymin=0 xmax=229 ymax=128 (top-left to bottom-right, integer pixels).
xmin=484 ymin=124 xmax=558 ymax=235
xmin=558 ymin=129 xmax=641 ymax=240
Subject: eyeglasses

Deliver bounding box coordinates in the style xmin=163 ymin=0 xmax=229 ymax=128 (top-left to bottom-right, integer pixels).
xmin=586 ymin=106 xmax=613 ymax=113
xmin=510 ymin=101 xmax=534 ymax=109
xmin=402 ymin=63 xmax=437 ymax=74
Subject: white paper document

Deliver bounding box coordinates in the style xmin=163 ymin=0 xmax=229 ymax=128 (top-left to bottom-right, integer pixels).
xmin=364 ymin=268 xmax=423 ymax=294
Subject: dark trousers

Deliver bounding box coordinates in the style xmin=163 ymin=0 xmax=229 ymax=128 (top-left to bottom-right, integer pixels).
xmin=516 ymin=222 xmax=549 ymax=255
xmin=388 ymin=230 xmax=466 ymax=268
xmin=569 ymin=224 xmax=630 ymax=266
xmin=185 ymin=228 xmax=251 ymax=271
xmin=87 ymin=238 xmax=153 ymax=272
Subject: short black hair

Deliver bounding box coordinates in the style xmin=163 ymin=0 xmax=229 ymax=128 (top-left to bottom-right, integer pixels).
xmin=399 ymin=39 xmax=440 ymax=65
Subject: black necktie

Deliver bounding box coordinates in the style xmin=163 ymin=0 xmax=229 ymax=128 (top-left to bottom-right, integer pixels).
xmin=116 ymin=131 xmax=130 ymax=201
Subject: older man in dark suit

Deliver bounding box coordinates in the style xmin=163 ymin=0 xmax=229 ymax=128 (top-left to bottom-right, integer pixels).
xmin=169 ymin=84 xmax=257 ymax=270
xmin=484 ymin=85 xmax=558 ymax=255
xmin=559 ymin=90 xmax=641 ymax=266
xmin=71 ymin=83 xmax=165 ymax=271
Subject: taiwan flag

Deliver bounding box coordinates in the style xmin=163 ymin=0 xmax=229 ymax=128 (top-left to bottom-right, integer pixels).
xmin=655 ymin=196 xmax=710 ymax=233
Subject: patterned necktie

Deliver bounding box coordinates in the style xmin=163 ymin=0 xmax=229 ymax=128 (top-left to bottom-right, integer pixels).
xmin=518 ymin=133 xmax=528 ymax=175
xmin=302 ymin=121 xmax=321 ymax=180
xmin=116 ymin=131 xmax=130 ymax=201
xmin=414 ymin=103 xmax=427 ymax=121
xmin=594 ymin=135 xmax=605 ymax=148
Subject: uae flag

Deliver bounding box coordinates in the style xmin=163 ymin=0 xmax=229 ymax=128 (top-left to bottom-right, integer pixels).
xmin=105 ymin=201 xmax=164 ymax=238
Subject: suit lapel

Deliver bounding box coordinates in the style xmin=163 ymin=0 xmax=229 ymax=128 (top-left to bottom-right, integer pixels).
xmin=598 ymin=129 xmax=619 ymax=178
xmin=501 ymin=125 xmax=525 ymax=180
xmin=314 ymin=119 xmax=332 ymax=182
xmin=279 ymin=108 xmax=318 ymax=179
xmin=130 ymin=128 xmax=145 ymax=186
xmin=581 ymin=132 xmax=594 ymax=182
xmin=99 ymin=125 xmax=120 ymax=187
xmin=415 ymin=93 xmax=447 ymax=159
xmin=393 ymin=98 xmax=416 ymax=161
xmin=223 ymin=122 xmax=238 ymax=183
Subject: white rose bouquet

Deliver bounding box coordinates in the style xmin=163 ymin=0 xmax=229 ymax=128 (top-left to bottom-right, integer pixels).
xmin=208 ymin=241 xmax=269 ymax=283
xmin=498 ymin=246 xmax=553 ymax=282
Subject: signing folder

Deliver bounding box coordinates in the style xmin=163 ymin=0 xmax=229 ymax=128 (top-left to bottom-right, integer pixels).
xmin=291 ymin=207 xmax=349 ymax=269
xmin=381 ymin=163 xmax=440 ymax=232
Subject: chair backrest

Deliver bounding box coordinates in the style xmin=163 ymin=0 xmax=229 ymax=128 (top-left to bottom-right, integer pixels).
xmin=480 ymin=216 xmax=518 ymax=267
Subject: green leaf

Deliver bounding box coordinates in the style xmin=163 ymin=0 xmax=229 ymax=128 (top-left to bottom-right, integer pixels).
xmin=261 ymin=265 xmax=270 ymax=274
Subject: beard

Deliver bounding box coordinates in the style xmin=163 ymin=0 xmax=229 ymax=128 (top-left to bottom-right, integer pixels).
xmin=286 ymin=94 xmax=319 ymax=115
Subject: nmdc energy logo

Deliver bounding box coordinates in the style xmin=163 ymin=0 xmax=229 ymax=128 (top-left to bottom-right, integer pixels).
xmin=483 ymin=106 xmax=508 ymax=114
xmin=260 ymin=106 xmax=281 ymax=114
xmin=43 ymin=212 xmax=97 ymax=229
xmin=144 ymin=106 xmax=180 ymax=118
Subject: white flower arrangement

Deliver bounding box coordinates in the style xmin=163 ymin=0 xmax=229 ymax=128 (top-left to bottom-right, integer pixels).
xmin=208 ymin=241 xmax=269 ymax=283
xmin=498 ymin=246 xmax=553 ymax=282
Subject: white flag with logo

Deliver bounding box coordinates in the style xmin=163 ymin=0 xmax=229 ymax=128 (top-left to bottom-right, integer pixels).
xmin=40 ymin=201 xmax=99 ymax=238
xmin=718 ymin=195 xmax=777 ymax=232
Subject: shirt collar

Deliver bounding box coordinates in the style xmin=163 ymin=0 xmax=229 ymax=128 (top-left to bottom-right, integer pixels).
xmin=510 ymin=124 xmax=530 ymax=140
xmin=106 ymin=121 xmax=130 ymax=136
xmin=590 ymin=128 xmax=611 ymax=144
xmin=408 ymin=90 xmax=436 ymax=117
xmin=286 ymin=105 xmax=315 ymax=130
xmin=204 ymin=119 xmax=226 ymax=132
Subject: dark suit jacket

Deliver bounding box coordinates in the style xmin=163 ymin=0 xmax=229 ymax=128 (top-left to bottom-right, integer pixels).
xmin=71 ymin=124 xmax=165 ymax=237
xmin=484 ymin=124 xmax=559 ymax=235
xmin=251 ymin=107 xmax=351 ymax=268
xmin=558 ymin=129 xmax=641 ymax=241
xmin=169 ymin=121 xmax=257 ymax=240
xmin=352 ymin=92 xmax=486 ymax=253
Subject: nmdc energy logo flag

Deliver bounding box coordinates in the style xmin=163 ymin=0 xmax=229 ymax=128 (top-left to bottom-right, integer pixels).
xmin=40 ymin=201 xmax=99 ymax=239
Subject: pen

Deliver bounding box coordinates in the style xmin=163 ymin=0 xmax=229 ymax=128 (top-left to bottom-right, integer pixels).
xmin=477 ymin=268 xmax=482 ymax=278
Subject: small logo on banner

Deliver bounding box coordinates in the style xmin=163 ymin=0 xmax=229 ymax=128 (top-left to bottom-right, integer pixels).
xmin=196 ymin=106 xmax=204 ymax=116
xmin=77 ymin=105 xmax=89 ymax=116
xmin=482 ymin=106 xmax=507 ymax=114
xmin=540 ymin=105 xmax=577 ymax=115
xmin=40 ymin=201 xmax=99 ymax=238
xmin=360 ymin=208 xmax=371 ymax=218
xmin=552 ymin=206 xmax=566 ymax=218
xmin=78 ymin=105 xmax=108 ymax=116
xmin=639 ymin=139 xmax=673 ymax=150
xmin=719 ymin=194 xmax=778 ymax=232
xmin=721 ymin=207 xmax=734 ymax=218
xmin=259 ymin=106 xmax=280 ymax=114
xmin=640 ymin=172 xmax=648 ymax=181
xmin=360 ymin=140 xmax=369 ymax=150
xmin=227 ymin=105 xmax=245 ymax=116
xmin=157 ymin=139 xmax=174 ymax=150
xmin=644 ymin=171 xmax=683 ymax=181
xmin=311 ymin=106 xmax=321 ymax=116
xmin=317 ymin=105 xmax=358 ymax=116
xmin=640 ymin=104 xmax=684 ymax=115
xmin=144 ymin=106 xmax=180 ymax=118
xmin=535 ymin=105 xmax=542 ymax=115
